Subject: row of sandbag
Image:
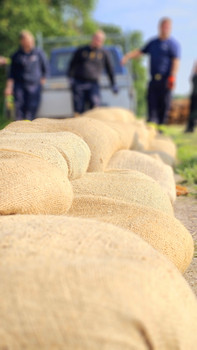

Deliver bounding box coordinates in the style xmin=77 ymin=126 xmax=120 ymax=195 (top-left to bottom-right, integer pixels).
xmin=0 ymin=109 xmax=193 ymax=272
xmin=0 ymin=108 xmax=197 ymax=349
xmin=1 ymin=107 xmax=176 ymax=200
xmin=3 ymin=106 xmax=177 ymax=167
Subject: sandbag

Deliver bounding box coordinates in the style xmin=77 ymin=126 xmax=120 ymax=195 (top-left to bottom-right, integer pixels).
xmin=2 ymin=119 xmax=67 ymax=133
xmin=54 ymin=117 xmax=124 ymax=172
xmin=0 ymin=140 xmax=69 ymax=176
xmin=22 ymin=117 xmax=123 ymax=172
xmin=131 ymin=119 xmax=151 ymax=151
xmin=83 ymin=106 xmax=136 ymax=123
xmin=0 ymin=215 xmax=196 ymax=350
xmin=2 ymin=118 xmax=130 ymax=172
xmin=107 ymin=150 xmax=176 ymax=203
xmin=0 ymin=132 xmax=91 ymax=180
xmin=69 ymin=196 xmax=193 ymax=272
xmin=0 ymin=150 xmax=73 ymax=215
xmin=97 ymin=120 xmax=135 ymax=149
xmin=71 ymin=170 xmax=174 ymax=216
xmin=148 ymin=135 xmax=177 ymax=166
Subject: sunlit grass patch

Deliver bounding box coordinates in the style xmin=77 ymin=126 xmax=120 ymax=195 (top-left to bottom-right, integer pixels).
xmin=161 ymin=125 xmax=197 ymax=189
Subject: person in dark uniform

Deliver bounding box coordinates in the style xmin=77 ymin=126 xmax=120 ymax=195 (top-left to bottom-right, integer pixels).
xmin=67 ymin=30 xmax=118 ymax=115
xmin=185 ymin=63 xmax=197 ymax=132
xmin=122 ymin=18 xmax=181 ymax=125
xmin=4 ymin=30 xmax=48 ymax=121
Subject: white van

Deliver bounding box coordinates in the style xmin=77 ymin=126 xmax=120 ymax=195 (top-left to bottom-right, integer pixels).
xmin=37 ymin=45 xmax=136 ymax=118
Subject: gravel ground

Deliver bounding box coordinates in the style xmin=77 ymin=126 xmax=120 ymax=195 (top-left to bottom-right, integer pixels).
xmin=174 ymin=193 xmax=197 ymax=295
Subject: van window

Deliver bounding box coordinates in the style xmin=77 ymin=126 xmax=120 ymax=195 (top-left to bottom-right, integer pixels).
xmin=52 ymin=52 xmax=74 ymax=75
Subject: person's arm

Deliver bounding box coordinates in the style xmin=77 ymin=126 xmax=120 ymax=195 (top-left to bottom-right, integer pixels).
xmin=121 ymin=49 xmax=142 ymax=65
xmin=38 ymin=49 xmax=48 ymax=85
xmin=4 ymin=54 xmax=15 ymax=96
xmin=104 ymin=51 xmax=115 ymax=86
xmin=0 ymin=56 xmax=8 ymax=65
xmin=103 ymin=51 xmax=119 ymax=93
xmin=67 ymin=49 xmax=80 ymax=78
xmin=167 ymin=59 xmax=180 ymax=90
xmin=167 ymin=42 xmax=181 ymax=90
xmin=5 ymin=79 xmax=14 ymax=96
xmin=170 ymin=58 xmax=180 ymax=77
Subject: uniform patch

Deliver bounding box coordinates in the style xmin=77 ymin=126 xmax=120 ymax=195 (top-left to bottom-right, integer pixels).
xmin=89 ymin=52 xmax=96 ymax=59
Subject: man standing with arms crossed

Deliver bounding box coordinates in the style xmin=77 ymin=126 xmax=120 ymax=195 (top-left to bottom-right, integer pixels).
xmin=122 ymin=18 xmax=181 ymax=125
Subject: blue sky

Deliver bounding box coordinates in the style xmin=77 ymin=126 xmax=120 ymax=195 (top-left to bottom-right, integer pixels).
xmin=93 ymin=0 xmax=197 ymax=95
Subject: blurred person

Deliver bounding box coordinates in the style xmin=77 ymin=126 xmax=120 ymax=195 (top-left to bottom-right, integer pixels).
xmin=4 ymin=30 xmax=48 ymax=121
xmin=185 ymin=62 xmax=197 ymax=132
xmin=67 ymin=30 xmax=118 ymax=115
xmin=122 ymin=18 xmax=181 ymax=125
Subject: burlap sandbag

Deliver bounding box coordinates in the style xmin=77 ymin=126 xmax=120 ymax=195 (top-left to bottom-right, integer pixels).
xmin=2 ymin=119 xmax=68 ymax=133
xmin=0 ymin=215 xmax=197 ymax=350
xmin=54 ymin=117 xmax=124 ymax=172
xmin=96 ymin=120 xmax=135 ymax=149
xmin=148 ymin=135 xmax=177 ymax=166
xmin=0 ymin=140 xmax=69 ymax=176
xmin=107 ymin=150 xmax=176 ymax=203
xmin=0 ymin=150 xmax=73 ymax=215
xmin=69 ymin=196 xmax=193 ymax=272
xmin=83 ymin=106 xmax=136 ymax=123
xmin=71 ymin=170 xmax=174 ymax=216
xmin=0 ymin=132 xmax=90 ymax=180
xmin=10 ymin=117 xmax=122 ymax=172
xmin=131 ymin=119 xmax=151 ymax=151
xmin=2 ymin=118 xmax=124 ymax=172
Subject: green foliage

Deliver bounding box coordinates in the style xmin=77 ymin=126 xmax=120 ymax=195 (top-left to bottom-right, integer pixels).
xmin=177 ymin=158 xmax=197 ymax=186
xmin=161 ymin=125 xmax=197 ymax=189
xmin=128 ymin=31 xmax=147 ymax=116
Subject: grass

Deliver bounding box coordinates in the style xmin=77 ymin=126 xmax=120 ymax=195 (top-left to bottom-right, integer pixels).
xmin=159 ymin=124 xmax=197 ymax=191
xmin=0 ymin=111 xmax=10 ymax=130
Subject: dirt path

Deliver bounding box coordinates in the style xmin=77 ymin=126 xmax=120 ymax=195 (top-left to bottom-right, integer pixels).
xmin=174 ymin=193 xmax=197 ymax=295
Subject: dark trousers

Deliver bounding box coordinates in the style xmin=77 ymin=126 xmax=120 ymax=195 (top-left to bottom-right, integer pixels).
xmin=147 ymin=80 xmax=172 ymax=125
xmin=187 ymin=93 xmax=197 ymax=130
xmin=71 ymin=79 xmax=100 ymax=114
xmin=14 ymin=84 xmax=41 ymax=121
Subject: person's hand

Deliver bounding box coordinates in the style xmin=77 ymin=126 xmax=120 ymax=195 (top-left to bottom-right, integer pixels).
xmin=40 ymin=78 xmax=46 ymax=85
xmin=112 ymin=84 xmax=119 ymax=94
xmin=0 ymin=56 xmax=7 ymax=65
xmin=4 ymin=86 xmax=13 ymax=96
xmin=121 ymin=55 xmax=128 ymax=66
xmin=167 ymin=75 xmax=176 ymax=90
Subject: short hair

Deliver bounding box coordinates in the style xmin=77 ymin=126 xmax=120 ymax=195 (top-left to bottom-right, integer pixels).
xmin=19 ymin=30 xmax=35 ymax=46
xmin=159 ymin=17 xmax=172 ymax=26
